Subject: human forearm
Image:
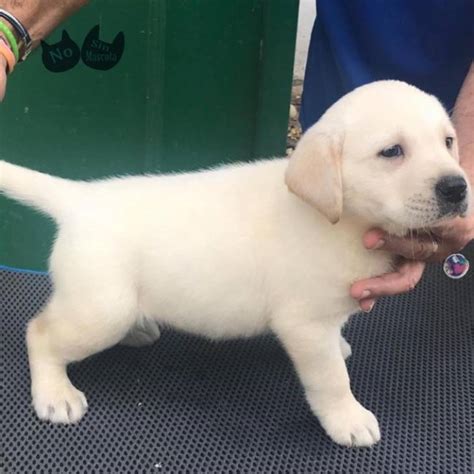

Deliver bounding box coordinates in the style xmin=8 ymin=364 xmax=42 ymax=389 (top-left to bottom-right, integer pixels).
xmin=0 ymin=0 xmax=88 ymax=48
xmin=453 ymin=62 xmax=474 ymax=179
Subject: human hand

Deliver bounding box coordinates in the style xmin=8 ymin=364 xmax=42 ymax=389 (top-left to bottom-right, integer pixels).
xmin=351 ymin=215 xmax=474 ymax=311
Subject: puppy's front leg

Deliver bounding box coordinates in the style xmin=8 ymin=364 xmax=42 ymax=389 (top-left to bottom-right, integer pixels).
xmin=339 ymin=334 xmax=352 ymax=360
xmin=273 ymin=315 xmax=380 ymax=447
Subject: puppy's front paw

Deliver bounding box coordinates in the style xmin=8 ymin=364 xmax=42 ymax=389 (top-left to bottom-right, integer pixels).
xmin=319 ymin=400 xmax=380 ymax=447
xmin=32 ymin=380 xmax=88 ymax=424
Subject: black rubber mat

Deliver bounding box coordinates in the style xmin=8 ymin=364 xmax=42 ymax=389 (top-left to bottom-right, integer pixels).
xmin=1 ymin=247 xmax=473 ymax=473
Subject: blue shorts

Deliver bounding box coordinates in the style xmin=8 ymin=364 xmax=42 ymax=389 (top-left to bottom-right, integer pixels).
xmin=301 ymin=0 xmax=474 ymax=131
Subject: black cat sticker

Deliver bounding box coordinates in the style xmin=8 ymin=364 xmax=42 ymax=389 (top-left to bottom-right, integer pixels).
xmin=41 ymin=30 xmax=80 ymax=73
xmin=81 ymin=25 xmax=125 ymax=71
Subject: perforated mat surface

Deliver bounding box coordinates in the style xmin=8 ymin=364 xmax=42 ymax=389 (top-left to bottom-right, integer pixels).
xmin=1 ymin=248 xmax=473 ymax=473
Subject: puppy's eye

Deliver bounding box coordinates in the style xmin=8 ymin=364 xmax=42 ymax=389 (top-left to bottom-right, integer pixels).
xmin=378 ymin=144 xmax=403 ymax=158
xmin=445 ymin=136 xmax=454 ymax=149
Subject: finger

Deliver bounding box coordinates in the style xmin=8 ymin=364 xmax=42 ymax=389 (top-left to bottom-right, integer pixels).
xmin=432 ymin=217 xmax=464 ymax=238
xmin=434 ymin=220 xmax=472 ymax=243
xmin=359 ymin=298 xmax=376 ymax=313
xmin=378 ymin=234 xmax=439 ymax=261
xmin=351 ymin=260 xmax=426 ymax=299
xmin=362 ymin=228 xmax=387 ymax=250
xmin=431 ymin=237 xmax=469 ymax=262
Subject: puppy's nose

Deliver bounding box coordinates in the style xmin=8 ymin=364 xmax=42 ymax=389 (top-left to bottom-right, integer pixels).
xmin=435 ymin=175 xmax=467 ymax=204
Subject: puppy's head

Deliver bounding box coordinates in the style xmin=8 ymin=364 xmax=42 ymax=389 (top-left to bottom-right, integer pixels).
xmin=286 ymin=80 xmax=471 ymax=234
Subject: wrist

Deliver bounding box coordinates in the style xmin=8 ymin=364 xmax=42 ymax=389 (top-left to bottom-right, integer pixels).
xmin=0 ymin=10 xmax=32 ymax=62
xmin=0 ymin=1 xmax=89 ymax=46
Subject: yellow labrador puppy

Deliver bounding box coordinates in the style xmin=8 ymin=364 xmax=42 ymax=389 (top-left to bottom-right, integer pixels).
xmin=0 ymin=81 xmax=470 ymax=447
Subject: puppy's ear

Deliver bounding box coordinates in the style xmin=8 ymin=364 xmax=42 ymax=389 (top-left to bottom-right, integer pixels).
xmin=285 ymin=126 xmax=343 ymax=224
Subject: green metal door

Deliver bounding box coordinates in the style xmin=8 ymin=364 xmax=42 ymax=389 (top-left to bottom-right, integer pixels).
xmin=0 ymin=0 xmax=298 ymax=271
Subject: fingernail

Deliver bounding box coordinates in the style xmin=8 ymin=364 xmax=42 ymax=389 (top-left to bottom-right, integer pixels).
xmin=360 ymin=290 xmax=371 ymax=299
xmin=371 ymin=239 xmax=385 ymax=250
xmin=362 ymin=301 xmax=375 ymax=313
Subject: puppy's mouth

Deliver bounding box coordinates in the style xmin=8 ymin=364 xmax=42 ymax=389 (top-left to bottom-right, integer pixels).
xmin=382 ymin=201 xmax=468 ymax=237
xmin=437 ymin=201 xmax=469 ymax=219
xmin=404 ymin=192 xmax=470 ymax=228
xmin=404 ymin=205 xmax=467 ymax=230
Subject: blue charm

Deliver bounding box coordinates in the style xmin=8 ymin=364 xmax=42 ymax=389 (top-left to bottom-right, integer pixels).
xmin=443 ymin=253 xmax=470 ymax=279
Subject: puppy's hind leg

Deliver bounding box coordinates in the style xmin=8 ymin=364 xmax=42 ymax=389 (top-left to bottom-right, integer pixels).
xmin=27 ymin=287 xmax=137 ymax=424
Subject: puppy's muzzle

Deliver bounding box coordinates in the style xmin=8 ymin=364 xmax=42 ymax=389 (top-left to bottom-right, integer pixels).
xmin=435 ymin=175 xmax=468 ymax=216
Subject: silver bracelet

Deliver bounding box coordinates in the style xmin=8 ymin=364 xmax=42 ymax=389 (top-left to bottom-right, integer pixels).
xmin=0 ymin=9 xmax=32 ymax=62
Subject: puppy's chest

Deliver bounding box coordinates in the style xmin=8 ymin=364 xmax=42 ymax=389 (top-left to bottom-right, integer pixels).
xmin=343 ymin=248 xmax=394 ymax=282
xmin=319 ymin=247 xmax=394 ymax=317
xmin=290 ymin=236 xmax=394 ymax=300
xmin=305 ymin=239 xmax=394 ymax=290
xmin=316 ymin=223 xmax=395 ymax=284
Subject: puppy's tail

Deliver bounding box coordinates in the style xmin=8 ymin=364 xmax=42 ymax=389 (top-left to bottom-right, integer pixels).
xmin=0 ymin=160 xmax=81 ymax=220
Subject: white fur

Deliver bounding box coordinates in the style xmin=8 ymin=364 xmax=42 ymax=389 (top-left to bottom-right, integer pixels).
xmin=1 ymin=81 xmax=470 ymax=447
